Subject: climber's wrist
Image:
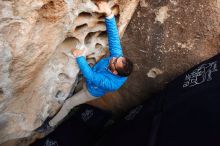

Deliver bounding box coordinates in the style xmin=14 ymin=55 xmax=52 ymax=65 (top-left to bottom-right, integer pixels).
xmin=106 ymin=11 xmax=114 ymax=19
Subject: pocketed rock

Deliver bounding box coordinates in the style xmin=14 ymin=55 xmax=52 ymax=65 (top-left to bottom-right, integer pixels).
xmin=0 ymin=0 xmax=139 ymax=144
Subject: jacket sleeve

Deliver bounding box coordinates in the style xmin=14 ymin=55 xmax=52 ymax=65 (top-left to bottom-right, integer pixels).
xmin=76 ymin=56 xmax=118 ymax=91
xmin=105 ymin=16 xmax=123 ymax=57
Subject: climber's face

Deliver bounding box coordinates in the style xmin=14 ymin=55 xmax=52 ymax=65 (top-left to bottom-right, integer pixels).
xmin=109 ymin=57 xmax=125 ymax=74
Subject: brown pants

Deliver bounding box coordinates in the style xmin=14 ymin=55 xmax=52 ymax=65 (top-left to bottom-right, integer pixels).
xmin=49 ymin=84 xmax=96 ymax=127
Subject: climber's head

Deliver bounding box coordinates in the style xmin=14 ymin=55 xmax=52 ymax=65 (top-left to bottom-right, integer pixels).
xmin=109 ymin=56 xmax=133 ymax=77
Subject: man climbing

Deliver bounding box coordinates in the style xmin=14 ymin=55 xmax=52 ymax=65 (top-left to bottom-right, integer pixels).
xmin=49 ymin=1 xmax=133 ymax=126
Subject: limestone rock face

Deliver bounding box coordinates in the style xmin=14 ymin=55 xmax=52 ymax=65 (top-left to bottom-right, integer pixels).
xmin=0 ymin=0 xmax=139 ymax=144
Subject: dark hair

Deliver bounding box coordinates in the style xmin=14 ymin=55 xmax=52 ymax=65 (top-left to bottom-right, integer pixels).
xmin=116 ymin=57 xmax=133 ymax=77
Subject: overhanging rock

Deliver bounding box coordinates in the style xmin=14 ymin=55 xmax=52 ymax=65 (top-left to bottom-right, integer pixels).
xmin=0 ymin=0 xmax=139 ymax=144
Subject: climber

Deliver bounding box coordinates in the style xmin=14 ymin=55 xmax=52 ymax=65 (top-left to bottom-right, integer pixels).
xmin=49 ymin=1 xmax=133 ymax=126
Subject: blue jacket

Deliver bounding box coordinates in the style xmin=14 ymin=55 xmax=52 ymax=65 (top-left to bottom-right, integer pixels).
xmin=76 ymin=16 xmax=127 ymax=97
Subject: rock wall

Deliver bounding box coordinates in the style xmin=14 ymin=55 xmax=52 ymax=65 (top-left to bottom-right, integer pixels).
xmin=120 ymin=0 xmax=220 ymax=102
xmin=0 ymin=0 xmax=139 ymax=144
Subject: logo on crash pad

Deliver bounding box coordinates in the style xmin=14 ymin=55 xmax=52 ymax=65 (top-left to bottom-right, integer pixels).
xmin=44 ymin=139 xmax=58 ymax=146
xmin=183 ymin=61 xmax=218 ymax=88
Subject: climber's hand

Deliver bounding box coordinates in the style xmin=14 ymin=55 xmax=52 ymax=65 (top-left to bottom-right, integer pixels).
xmin=95 ymin=1 xmax=112 ymax=17
xmin=72 ymin=49 xmax=84 ymax=57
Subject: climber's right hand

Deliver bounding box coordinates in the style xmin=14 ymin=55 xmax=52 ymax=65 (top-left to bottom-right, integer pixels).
xmin=95 ymin=1 xmax=112 ymax=17
xmin=72 ymin=49 xmax=84 ymax=57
